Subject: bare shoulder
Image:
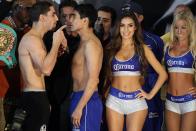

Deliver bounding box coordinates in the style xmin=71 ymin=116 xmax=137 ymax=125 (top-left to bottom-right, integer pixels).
xmin=85 ymin=36 xmax=103 ymax=53
xmin=19 ymin=33 xmax=44 ymax=51
xmin=143 ymin=44 xmax=149 ymax=51
xmin=143 ymin=44 xmax=152 ymax=54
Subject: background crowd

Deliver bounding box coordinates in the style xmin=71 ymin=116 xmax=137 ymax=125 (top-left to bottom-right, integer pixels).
xmin=0 ymin=0 xmax=195 ymax=131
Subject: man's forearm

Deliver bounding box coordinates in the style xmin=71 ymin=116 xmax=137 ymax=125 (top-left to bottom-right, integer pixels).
xmin=42 ymin=44 xmax=59 ymax=75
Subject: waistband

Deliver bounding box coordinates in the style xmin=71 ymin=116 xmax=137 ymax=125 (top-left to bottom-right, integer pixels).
xmin=23 ymin=88 xmax=45 ymax=92
xmin=168 ymin=67 xmax=194 ymax=74
xmin=112 ymin=71 xmax=141 ymax=76
xmin=71 ymin=91 xmax=99 ymax=100
xmin=109 ymin=86 xmax=141 ymax=100
xmin=166 ymin=93 xmax=196 ymax=103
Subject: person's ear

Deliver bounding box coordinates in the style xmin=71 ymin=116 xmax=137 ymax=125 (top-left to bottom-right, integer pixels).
xmin=83 ymin=17 xmax=89 ymax=25
xmin=39 ymin=14 xmax=45 ymax=22
xmin=138 ymin=15 xmax=144 ymax=23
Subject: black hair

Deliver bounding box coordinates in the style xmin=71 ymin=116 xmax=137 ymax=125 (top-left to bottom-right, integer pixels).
xmin=29 ymin=1 xmax=53 ymax=22
xmin=74 ymin=4 xmax=97 ymax=28
xmin=97 ymin=6 xmax=117 ymax=27
xmin=59 ymin=0 xmax=77 ymax=13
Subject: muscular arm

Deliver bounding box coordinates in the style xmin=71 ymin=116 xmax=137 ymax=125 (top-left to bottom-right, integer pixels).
xmin=75 ymin=41 xmax=103 ymax=111
xmin=21 ymin=26 xmax=66 ymax=76
xmin=144 ymin=44 xmax=168 ymax=99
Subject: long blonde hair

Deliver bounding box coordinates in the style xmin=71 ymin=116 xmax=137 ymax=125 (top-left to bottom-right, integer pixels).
xmin=170 ymin=11 xmax=196 ymax=54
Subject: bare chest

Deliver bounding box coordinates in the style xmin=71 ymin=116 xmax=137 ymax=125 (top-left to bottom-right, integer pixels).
xmin=72 ymin=46 xmax=85 ymax=67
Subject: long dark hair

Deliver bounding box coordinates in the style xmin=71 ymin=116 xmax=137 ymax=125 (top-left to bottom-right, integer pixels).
xmin=105 ymin=12 xmax=147 ymax=80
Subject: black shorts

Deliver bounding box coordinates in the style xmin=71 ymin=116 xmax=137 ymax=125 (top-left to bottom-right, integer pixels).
xmin=18 ymin=91 xmax=50 ymax=131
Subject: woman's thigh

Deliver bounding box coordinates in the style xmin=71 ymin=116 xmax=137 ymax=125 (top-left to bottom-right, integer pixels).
xmin=126 ymin=109 xmax=147 ymax=131
xmin=106 ymin=107 xmax=124 ymax=131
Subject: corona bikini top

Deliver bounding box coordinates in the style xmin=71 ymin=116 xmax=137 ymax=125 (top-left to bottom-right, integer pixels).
xmin=0 ymin=23 xmax=17 ymax=68
xmin=111 ymin=54 xmax=141 ymax=76
xmin=164 ymin=47 xmax=195 ymax=74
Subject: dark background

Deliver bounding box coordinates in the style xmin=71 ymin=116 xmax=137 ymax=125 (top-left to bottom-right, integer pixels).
xmin=74 ymin=0 xmax=196 ymax=35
